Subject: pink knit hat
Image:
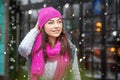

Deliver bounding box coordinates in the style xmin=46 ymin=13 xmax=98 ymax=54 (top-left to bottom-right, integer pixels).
xmin=38 ymin=7 xmax=62 ymax=30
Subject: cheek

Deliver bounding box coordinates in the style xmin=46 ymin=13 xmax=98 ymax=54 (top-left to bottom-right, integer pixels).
xmin=44 ymin=28 xmax=49 ymax=32
xmin=44 ymin=25 xmax=50 ymax=32
xmin=60 ymin=26 xmax=63 ymax=32
xmin=44 ymin=28 xmax=50 ymax=35
xmin=44 ymin=27 xmax=53 ymax=37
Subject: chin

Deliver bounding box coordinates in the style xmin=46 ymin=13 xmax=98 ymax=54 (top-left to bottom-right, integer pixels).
xmin=54 ymin=34 xmax=61 ymax=37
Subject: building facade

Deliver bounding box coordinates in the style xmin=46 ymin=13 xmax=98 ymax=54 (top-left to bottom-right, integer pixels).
xmin=2 ymin=0 xmax=120 ymax=80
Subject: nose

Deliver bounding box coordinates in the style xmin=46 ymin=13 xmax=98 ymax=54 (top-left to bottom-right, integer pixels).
xmin=54 ymin=22 xmax=59 ymax=28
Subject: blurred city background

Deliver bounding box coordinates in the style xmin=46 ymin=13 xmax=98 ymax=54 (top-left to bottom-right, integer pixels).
xmin=0 ymin=0 xmax=120 ymax=80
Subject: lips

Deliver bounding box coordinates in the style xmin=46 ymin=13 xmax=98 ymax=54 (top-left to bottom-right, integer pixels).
xmin=52 ymin=30 xmax=60 ymax=33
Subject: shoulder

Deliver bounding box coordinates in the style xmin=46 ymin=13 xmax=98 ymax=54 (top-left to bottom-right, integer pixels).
xmin=68 ymin=39 xmax=76 ymax=55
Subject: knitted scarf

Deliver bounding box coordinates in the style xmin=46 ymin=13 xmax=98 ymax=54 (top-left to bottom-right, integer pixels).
xmin=30 ymin=35 xmax=70 ymax=80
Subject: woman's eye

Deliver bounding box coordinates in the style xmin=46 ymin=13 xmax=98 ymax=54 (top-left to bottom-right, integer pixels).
xmin=48 ymin=22 xmax=53 ymax=24
xmin=58 ymin=20 xmax=62 ymax=24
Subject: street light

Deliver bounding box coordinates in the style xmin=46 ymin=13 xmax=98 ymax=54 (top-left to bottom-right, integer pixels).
xmin=95 ymin=21 xmax=102 ymax=32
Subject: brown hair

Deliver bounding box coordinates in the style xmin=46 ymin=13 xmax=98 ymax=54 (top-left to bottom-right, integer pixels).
xmin=38 ymin=28 xmax=71 ymax=62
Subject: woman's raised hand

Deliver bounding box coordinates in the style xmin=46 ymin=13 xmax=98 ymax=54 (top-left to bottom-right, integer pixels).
xmin=35 ymin=21 xmax=40 ymax=33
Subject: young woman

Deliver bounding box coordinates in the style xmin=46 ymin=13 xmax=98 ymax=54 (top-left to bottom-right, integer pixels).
xmin=18 ymin=7 xmax=81 ymax=80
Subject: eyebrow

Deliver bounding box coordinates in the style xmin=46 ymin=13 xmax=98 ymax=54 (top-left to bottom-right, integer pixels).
xmin=48 ymin=18 xmax=62 ymax=22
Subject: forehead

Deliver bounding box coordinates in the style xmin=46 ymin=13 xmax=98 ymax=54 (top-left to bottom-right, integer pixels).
xmin=48 ymin=18 xmax=62 ymax=21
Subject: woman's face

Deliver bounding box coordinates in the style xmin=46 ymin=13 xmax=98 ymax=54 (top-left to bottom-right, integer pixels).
xmin=44 ymin=18 xmax=62 ymax=39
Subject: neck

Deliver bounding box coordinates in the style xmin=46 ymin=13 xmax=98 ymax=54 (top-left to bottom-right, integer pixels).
xmin=48 ymin=37 xmax=57 ymax=48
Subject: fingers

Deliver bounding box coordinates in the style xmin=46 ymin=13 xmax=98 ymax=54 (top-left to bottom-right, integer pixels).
xmin=35 ymin=21 xmax=39 ymax=29
xmin=35 ymin=21 xmax=40 ymax=33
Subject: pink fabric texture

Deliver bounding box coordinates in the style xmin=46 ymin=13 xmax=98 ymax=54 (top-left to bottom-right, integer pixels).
xmin=37 ymin=7 xmax=62 ymax=30
xmin=30 ymin=7 xmax=69 ymax=80
xmin=46 ymin=41 xmax=70 ymax=80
